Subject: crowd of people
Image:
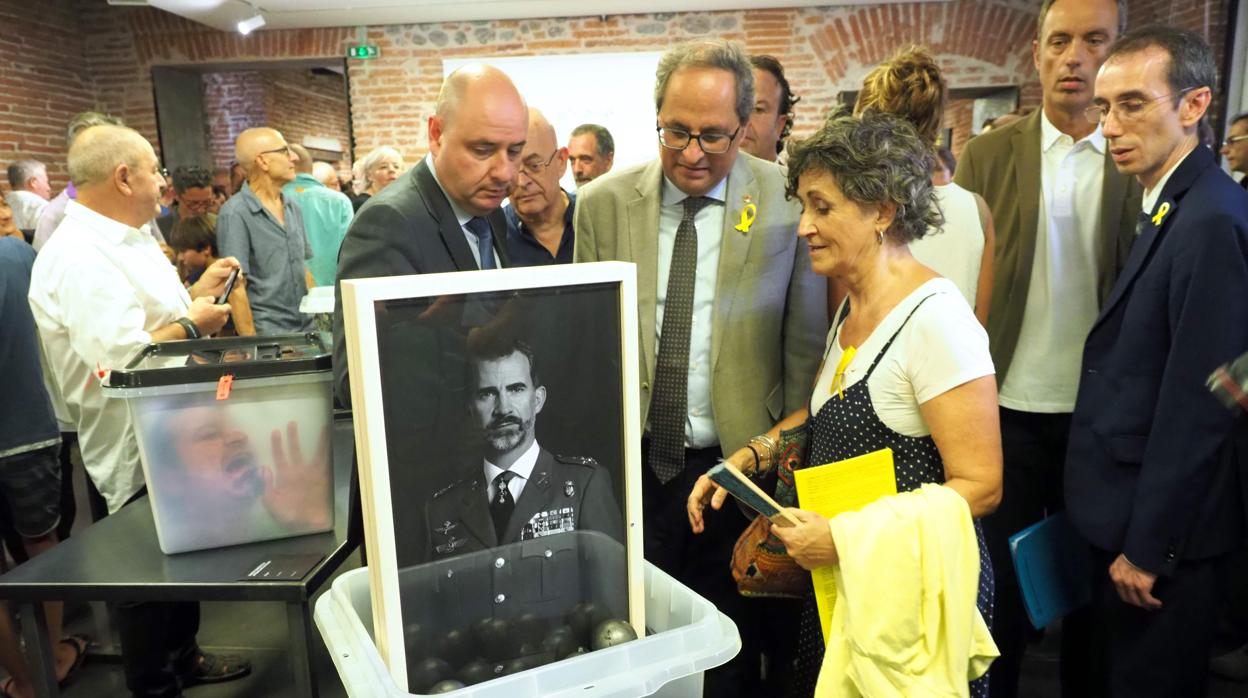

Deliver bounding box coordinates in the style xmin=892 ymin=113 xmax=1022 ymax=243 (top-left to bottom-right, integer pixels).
xmin=1 ymin=0 xmax=1248 ymax=696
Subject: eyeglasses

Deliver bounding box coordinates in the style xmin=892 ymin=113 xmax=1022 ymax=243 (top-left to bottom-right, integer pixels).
xmin=1083 ymin=87 xmax=1197 ymax=125
xmin=259 ymin=146 xmax=293 ymax=158
xmin=518 ymin=149 xmax=560 ymax=177
xmin=1223 ymin=134 xmax=1248 ymax=147
xmin=656 ymin=126 xmax=741 ymax=154
xmin=159 ymin=167 xmax=169 ymax=180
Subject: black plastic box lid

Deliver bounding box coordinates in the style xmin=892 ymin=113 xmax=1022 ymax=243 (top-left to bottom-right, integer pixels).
xmin=107 ymin=333 xmax=331 ymax=389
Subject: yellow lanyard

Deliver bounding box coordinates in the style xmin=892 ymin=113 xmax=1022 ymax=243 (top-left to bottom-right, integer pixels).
xmin=830 ymin=345 xmax=857 ymax=400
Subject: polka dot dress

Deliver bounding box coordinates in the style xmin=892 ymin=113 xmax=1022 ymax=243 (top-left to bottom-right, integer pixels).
xmin=787 ymin=297 xmax=994 ymax=698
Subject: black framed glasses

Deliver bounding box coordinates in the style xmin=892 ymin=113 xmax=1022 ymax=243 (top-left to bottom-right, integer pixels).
xmin=1223 ymin=134 xmax=1248 ymax=148
xmin=1084 ymin=87 xmax=1197 ymax=125
xmin=656 ymin=126 xmax=741 ymax=154
xmin=259 ymin=145 xmax=294 ymax=158
xmin=518 ymin=149 xmax=560 ymax=177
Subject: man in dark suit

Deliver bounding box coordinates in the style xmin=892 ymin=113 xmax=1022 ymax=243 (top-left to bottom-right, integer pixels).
xmin=424 ymin=341 xmax=623 ymax=559
xmin=332 ymin=64 xmax=526 ymax=405
xmin=1222 ymin=112 xmax=1248 ymax=191
xmin=953 ymin=2 xmax=1140 ymax=692
xmin=1065 ymin=26 xmax=1248 ymax=697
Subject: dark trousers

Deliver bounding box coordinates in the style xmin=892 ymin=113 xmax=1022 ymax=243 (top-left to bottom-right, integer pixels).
xmin=112 ymin=489 xmax=201 ymax=698
xmin=982 ymin=407 xmax=1091 ymax=698
xmin=642 ymin=443 xmax=767 ymax=698
xmin=1065 ymin=547 xmax=1221 ymax=698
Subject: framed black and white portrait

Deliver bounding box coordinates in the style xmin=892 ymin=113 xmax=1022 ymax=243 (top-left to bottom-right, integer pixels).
xmin=341 ymin=262 xmax=643 ymax=691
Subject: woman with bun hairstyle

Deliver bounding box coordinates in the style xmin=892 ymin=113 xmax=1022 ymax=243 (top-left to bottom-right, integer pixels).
xmin=849 ymin=46 xmax=996 ymax=327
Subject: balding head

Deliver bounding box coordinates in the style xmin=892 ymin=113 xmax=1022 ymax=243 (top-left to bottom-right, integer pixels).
xmin=526 ymin=108 xmax=557 ymax=152
xmin=235 ymin=127 xmax=299 ymax=186
xmin=290 ymin=144 xmax=314 ymax=174
xmin=68 ymin=124 xmax=165 ymax=226
xmin=509 ymin=106 xmax=568 ymax=223
xmin=312 ymin=161 xmax=340 ymax=190
xmin=427 ymin=65 xmax=529 ymax=217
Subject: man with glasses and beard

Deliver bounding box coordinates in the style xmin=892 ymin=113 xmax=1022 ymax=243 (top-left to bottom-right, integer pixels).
xmin=424 ymin=340 xmax=623 ymax=560
xmin=503 ymin=108 xmax=574 ymax=266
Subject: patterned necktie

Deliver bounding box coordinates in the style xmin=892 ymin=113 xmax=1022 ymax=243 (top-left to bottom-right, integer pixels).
xmin=1135 ymin=210 xmax=1151 ymax=237
xmin=466 ymin=216 xmax=496 ymax=270
xmin=490 ymin=470 xmax=517 ymax=540
xmin=648 ymin=195 xmax=711 ymax=483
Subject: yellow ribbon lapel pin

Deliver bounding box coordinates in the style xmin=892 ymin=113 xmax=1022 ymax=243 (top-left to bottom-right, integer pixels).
xmin=1151 ymin=202 xmax=1171 ymax=227
xmin=735 ymin=199 xmax=757 ymax=234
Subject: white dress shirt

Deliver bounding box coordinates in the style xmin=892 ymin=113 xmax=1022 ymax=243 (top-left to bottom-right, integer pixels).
xmin=1141 ymin=148 xmax=1192 ymax=215
xmin=28 ymin=201 xmax=190 ymax=513
xmin=4 ymin=190 xmax=48 ymax=230
xmin=998 ymin=113 xmax=1106 ymax=413
xmin=485 ymin=439 xmax=541 ymax=502
xmin=655 ymin=175 xmax=727 ymax=448
xmin=425 ymin=154 xmax=501 ymax=269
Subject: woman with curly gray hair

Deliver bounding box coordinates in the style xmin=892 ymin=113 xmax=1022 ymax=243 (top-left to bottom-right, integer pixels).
xmin=689 ymin=108 xmax=1003 ymax=697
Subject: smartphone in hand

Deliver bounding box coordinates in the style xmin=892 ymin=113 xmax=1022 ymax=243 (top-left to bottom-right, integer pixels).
xmin=216 ymin=269 xmax=240 ymax=305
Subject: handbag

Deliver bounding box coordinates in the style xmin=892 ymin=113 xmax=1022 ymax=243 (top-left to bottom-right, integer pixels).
xmin=731 ymin=423 xmax=812 ymax=598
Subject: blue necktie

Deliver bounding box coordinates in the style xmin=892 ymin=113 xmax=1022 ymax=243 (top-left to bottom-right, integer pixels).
xmin=466 ymin=216 xmax=496 ymax=270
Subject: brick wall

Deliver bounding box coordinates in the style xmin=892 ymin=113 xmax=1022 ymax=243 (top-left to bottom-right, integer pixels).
xmin=202 ymin=68 xmax=350 ymax=170
xmin=0 ymin=0 xmax=1232 ymax=192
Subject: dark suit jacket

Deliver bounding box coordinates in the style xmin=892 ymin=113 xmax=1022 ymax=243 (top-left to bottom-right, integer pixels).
xmin=423 ymin=447 xmax=624 ymax=561
xmin=1064 ymin=146 xmax=1248 ymax=576
xmin=954 ymin=110 xmax=1140 ymax=384
xmin=332 ymin=158 xmax=509 ymax=406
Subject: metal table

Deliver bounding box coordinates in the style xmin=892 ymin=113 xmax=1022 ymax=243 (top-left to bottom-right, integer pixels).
xmin=0 ymin=416 xmax=359 ymax=698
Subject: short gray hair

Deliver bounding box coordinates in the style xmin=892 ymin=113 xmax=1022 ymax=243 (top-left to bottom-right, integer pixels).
xmin=785 ymin=107 xmax=942 ymax=245
xmin=7 ymin=159 xmax=46 ymax=189
xmin=571 ymin=123 xmax=615 ymax=158
xmin=1037 ymin=0 xmax=1127 ymax=41
xmin=358 ymin=146 xmax=404 ymax=177
xmin=68 ymin=125 xmax=150 ymax=189
xmin=66 ymin=111 xmax=123 ymax=147
xmin=655 ymin=39 xmax=754 ymax=125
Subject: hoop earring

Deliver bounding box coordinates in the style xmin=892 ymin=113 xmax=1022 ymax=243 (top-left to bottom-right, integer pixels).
xmin=876 ymin=229 xmax=885 ymax=245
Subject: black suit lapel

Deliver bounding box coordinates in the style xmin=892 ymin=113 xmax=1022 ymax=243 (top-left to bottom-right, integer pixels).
xmin=457 ymin=477 xmax=497 ymax=547
xmin=1092 ymin=147 xmax=1214 ymax=330
xmin=413 ymin=160 xmax=478 ymax=271
xmin=488 ymin=210 xmax=511 ymax=268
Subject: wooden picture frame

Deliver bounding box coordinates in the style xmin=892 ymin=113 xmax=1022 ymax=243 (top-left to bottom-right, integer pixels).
xmin=341 ymin=262 xmax=644 ymax=691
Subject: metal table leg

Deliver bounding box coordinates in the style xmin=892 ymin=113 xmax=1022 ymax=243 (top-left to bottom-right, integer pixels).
xmin=19 ymin=601 xmax=59 ymax=698
xmin=287 ymin=601 xmax=318 ymax=698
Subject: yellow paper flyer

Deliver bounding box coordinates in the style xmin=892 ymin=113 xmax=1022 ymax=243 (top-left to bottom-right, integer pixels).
xmin=793 ymin=447 xmax=897 ymax=643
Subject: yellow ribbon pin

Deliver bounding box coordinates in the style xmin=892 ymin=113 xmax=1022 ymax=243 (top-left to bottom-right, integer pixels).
xmin=734 ymin=203 xmax=757 ymax=234
xmin=1151 ymin=202 xmax=1171 ymax=226
xmin=830 ymin=345 xmax=857 ymax=400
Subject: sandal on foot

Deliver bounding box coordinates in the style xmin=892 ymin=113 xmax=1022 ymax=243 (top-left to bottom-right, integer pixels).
xmin=57 ymin=634 xmax=90 ymax=686
xmin=180 ymin=652 xmax=251 ymax=687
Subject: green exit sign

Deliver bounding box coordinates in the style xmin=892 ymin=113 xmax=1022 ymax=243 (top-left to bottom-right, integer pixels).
xmin=348 ymin=44 xmax=379 ymax=60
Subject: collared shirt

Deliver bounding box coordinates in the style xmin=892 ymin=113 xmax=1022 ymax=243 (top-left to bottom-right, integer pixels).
xmin=216 ymin=181 xmax=312 ymax=335
xmin=0 ymin=238 xmax=59 ymax=457
xmin=283 ymin=173 xmax=354 ymax=287
xmin=1142 ymin=148 xmax=1194 ymax=215
xmin=999 ymin=112 xmax=1107 ymax=413
xmin=28 ymin=201 xmax=191 ymax=512
xmin=425 ymin=154 xmax=501 ymax=269
xmin=484 ymin=439 xmax=541 ymax=502
xmin=4 ymin=190 xmax=48 ymax=231
xmin=34 ymin=184 xmax=165 ymax=252
xmin=656 ymin=175 xmax=728 ymax=448
xmin=503 ymin=191 xmax=576 ymax=266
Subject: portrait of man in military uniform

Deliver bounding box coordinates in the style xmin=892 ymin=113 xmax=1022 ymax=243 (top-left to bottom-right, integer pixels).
xmin=425 ymin=340 xmax=625 ymax=559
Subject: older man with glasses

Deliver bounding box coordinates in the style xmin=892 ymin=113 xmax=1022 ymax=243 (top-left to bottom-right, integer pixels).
xmin=574 ymin=38 xmax=825 ymax=697
xmin=216 ymin=128 xmax=314 ymax=335
xmin=503 ymin=107 xmax=574 ymax=266
xmin=1221 ymin=112 xmax=1248 ymax=190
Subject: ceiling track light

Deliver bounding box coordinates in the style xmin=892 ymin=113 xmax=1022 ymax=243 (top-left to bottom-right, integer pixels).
xmin=237 ymin=12 xmax=266 ymax=35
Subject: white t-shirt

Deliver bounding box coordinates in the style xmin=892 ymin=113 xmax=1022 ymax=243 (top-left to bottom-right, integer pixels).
xmin=910 ymin=182 xmax=984 ymax=311
xmin=28 ymin=201 xmax=190 ymax=513
xmin=811 ymin=278 xmax=995 ymax=437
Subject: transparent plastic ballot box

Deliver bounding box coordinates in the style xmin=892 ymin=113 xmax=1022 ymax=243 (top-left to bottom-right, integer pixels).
xmin=103 ymin=333 xmax=334 ymax=554
xmin=314 ymin=532 xmax=740 ymax=697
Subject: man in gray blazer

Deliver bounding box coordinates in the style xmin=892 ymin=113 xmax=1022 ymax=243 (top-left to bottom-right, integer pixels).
xmin=574 ymin=38 xmax=825 ymax=696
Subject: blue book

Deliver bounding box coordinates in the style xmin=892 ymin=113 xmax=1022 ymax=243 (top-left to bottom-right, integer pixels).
xmin=1008 ymin=513 xmax=1093 ymax=629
